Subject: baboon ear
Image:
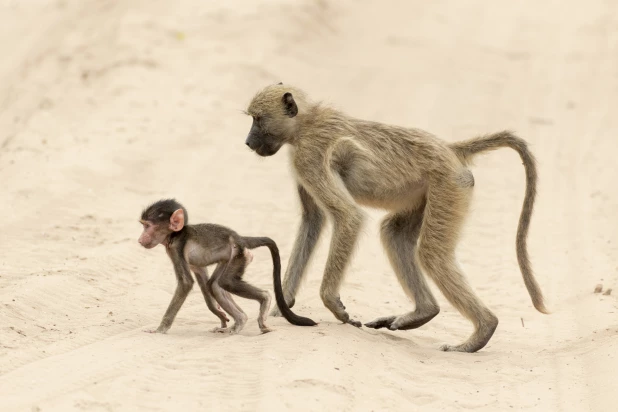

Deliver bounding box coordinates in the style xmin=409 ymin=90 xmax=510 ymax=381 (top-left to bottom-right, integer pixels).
xmin=282 ymin=92 xmax=298 ymax=117
xmin=169 ymin=209 xmax=185 ymax=232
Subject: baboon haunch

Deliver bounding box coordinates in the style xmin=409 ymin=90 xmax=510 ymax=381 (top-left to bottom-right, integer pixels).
xmin=138 ymin=198 xmax=317 ymax=335
xmin=244 ymin=84 xmax=547 ymax=352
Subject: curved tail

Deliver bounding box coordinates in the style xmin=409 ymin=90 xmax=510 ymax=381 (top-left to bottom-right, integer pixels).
xmin=450 ymin=130 xmax=549 ymax=314
xmin=244 ymin=236 xmax=318 ymax=326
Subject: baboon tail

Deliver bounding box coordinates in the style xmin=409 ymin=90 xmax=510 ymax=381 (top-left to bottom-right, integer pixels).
xmin=243 ymin=237 xmax=318 ymax=326
xmin=450 ymin=131 xmax=549 ymax=314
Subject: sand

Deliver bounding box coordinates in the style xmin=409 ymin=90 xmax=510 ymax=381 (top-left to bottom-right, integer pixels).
xmin=1 ymin=0 xmax=617 ymax=411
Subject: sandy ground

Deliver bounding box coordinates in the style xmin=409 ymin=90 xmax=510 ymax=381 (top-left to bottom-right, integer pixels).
xmin=0 ymin=0 xmax=617 ymax=411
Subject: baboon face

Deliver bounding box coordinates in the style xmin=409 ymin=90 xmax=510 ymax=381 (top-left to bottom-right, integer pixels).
xmin=138 ymin=219 xmax=170 ymax=249
xmin=138 ymin=201 xmax=186 ymax=248
xmin=245 ymin=87 xmax=298 ymax=157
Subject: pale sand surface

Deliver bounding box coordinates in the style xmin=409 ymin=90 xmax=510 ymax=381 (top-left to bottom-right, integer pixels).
xmin=0 ymin=1 xmax=617 ymax=411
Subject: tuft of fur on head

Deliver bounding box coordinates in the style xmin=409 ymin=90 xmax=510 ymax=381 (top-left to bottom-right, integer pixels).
xmin=141 ymin=198 xmax=188 ymax=225
xmin=247 ymin=84 xmax=310 ymax=118
xmin=244 ymin=84 xmax=312 ymax=152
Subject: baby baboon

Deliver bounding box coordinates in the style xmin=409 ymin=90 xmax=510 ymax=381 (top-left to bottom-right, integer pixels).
xmin=244 ymin=84 xmax=547 ymax=353
xmin=138 ymin=198 xmax=317 ymax=335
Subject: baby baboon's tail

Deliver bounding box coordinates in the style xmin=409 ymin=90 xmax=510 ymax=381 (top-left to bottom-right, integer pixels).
xmin=243 ymin=236 xmax=318 ymax=326
xmin=450 ymin=131 xmax=549 ymax=314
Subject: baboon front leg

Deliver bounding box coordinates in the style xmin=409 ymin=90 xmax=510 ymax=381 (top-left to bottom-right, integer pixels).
xmin=319 ymin=209 xmax=364 ymax=328
xmin=300 ymin=172 xmax=364 ymax=327
xmin=271 ymin=185 xmax=324 ymax=317
xmin=146 ymin=259 xmax=194 ymax=334
xmin=365 ymin=208 xmax=441 ymax=330
xmin=416 ymin=184 xmax=498 ymax=353
xmin=207 ymin=263 xmax=248 ymax=334
xmin=192 ymin=266 xmax=229 ymax=328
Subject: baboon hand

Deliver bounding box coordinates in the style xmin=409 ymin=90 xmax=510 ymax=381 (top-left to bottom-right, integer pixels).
xmin=322 ymin=294 xmax=361 ymax=327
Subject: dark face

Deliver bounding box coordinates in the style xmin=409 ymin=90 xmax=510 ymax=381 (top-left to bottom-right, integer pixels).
xmin=245 ymin=91 xmax=298 ymax=157
xmin=245 ymin=116 xmax=284 ymax=157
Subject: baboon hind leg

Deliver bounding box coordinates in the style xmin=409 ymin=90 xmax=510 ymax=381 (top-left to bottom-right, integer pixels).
xmin=416 ymin=184 xmax=498 ymax=353
xmin=219 ymin=256 xmax=273 ymax=334
xmin=365 ymin=206 xmax=440 ymax=330
xmin=208 ymin=263 xmax=248 ymax=334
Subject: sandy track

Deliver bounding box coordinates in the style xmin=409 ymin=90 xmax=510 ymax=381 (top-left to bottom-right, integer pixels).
xmin=0 ymin=0 xmax=617 ymax=411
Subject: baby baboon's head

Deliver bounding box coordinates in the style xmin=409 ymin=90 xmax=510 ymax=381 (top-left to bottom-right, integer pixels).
xmin=244 ymin=83 xmax=305 ymax=157
xmin=138 ymin=199 xmax=187 ymax=249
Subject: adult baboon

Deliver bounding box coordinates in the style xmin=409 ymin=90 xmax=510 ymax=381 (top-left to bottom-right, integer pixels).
xmin=244 ymin=84 xmax=547 ymax=352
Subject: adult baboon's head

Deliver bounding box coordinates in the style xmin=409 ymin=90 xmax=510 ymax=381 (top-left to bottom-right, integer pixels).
xmin=244 ymin=83 xmax=306 ymax=157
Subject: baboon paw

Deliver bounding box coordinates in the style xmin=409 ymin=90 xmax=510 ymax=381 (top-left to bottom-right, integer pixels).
xmin=211 ymin=327 xmax=230 ymax=334
xmin=144 ymin=327 xmax=168 ymax=334
xmin=439 ymin=344 xmax=458 ymax=352
xmin=260 ymin=327 xmax=274 ymax=334
xmin=388 ymin=316 xmax=410 ymax=331
xmin=386 ymin=310 xmax=439 ymax=331
xmin=439 ymin=343 xmax=472 ymax=353
xmin=364 ymin=316 xmax=396 ymax=329
xmin=229 ymin=324 xmax=245 ymax=335
xmin=346 ymin=318 xmax=362 ymax=328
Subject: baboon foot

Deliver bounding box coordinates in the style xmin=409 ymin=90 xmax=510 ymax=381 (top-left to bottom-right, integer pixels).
xmin=258 ymin=315 xmax=273 ymax=333
xmin=211 ymin=326 xmax=230 ymax=333
xmin=366 ymin=307 xmax=439 ymax=331
xmin=228 ymin=315 xmax=248 ymax=335
xmin=364 ymin=316 xmax=396 ymax=329
xmin=390 ymin=308 xmax=440 ymax=331
xmin=439 ymin=314 xmax=499 ymax=353
xmin=269 ymin=298 xmax=295 ymax=317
